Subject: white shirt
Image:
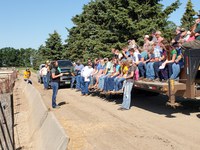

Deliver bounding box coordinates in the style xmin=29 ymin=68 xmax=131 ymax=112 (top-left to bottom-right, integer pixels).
xmin=81 ymin=66 xmax=94 ymax=81
xmin=134 ymin=51 xmax=140 ymax=62
xmin=40 ymin=67 xmax=48 ymax=76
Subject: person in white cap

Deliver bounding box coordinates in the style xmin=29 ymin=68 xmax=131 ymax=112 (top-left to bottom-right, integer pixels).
xmin=143 ymin=35 xmax=150 ymax=51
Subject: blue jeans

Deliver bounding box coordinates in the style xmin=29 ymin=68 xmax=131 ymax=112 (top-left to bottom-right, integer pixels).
xmin=121 ymin=81 xmax=133 ymax=109
xmin=114 ymin=77 xmax=125 ymax=91
xmin=153 ymin=61 xmax=162 ymax=79
xmin=51 ymin=81 xmax=59 ymax=108
xmin=70 ymin=76 xmax=76 ymax=88
xmin=138 ymin=62 xmax=146 ymax=77
xmin=42 ymin=75 xmax=48 ymax=89
xmin=146 ymin=62 xmax=155 ymax=79
xmin=47 ymin=72 xmax=50 ymax=87
xmin=98 ymin=74 xmax=110 ymax=90
xmin=167 ymin=63 xmax=173 ymax=78
xmin=80 ymin=76 xmax=90 ymax=95
xmin=104 ymin=76 xmax=117 ymax=91
xmin=170 ymin=63 xmax=180 ymax=80
xmin=76 ymin=75 xmax=81 ymax=90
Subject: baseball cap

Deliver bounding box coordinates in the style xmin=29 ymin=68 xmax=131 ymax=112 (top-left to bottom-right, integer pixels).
xmin=180 ymin=28 xmax=186 ymax=32
xmin=155 ymin=31 xmax=161 ymax=35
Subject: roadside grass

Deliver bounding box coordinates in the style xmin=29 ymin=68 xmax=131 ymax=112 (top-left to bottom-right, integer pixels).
xmin=16 ymin=67 xmax=37 ymax=73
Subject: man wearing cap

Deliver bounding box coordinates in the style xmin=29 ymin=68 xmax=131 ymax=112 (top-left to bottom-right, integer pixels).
xmin=182 ymin=11 xmax=200 ymax=50
xmin=143 ymin=35 xmax=150 ymax=51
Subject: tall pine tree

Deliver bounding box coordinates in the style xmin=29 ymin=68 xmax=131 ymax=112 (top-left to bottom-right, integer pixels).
xmin=181 ymin=0 xmax=196 ymax=30
xmin=65 ymin=0 xmax=181 ymax=61
xmin=45 ymin=31 xmax=64 ymax=60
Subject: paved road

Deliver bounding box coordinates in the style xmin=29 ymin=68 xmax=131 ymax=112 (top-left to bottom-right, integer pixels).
xmin=31 ymin=73 xmax=200 ymax=150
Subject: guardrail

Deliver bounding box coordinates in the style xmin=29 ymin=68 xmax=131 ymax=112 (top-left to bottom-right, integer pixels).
xmin=0 ymin=69 xmax=18 ymax=150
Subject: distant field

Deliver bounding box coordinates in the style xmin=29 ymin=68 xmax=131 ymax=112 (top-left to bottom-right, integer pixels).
xmin=17 ymin=67 xmax=37 ymax=73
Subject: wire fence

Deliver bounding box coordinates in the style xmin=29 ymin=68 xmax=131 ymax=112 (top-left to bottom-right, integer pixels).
xmin=0 ymin=69 xmax=18 ymax=150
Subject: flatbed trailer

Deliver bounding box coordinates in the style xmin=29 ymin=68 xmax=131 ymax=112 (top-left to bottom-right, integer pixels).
xmin=133 ymin=49 xmax=200 ymax=107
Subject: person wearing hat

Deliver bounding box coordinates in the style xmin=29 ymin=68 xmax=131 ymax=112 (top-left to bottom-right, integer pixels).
xmin=143 ymin=35 xmax=150 ymax=51
xmin=118 ymin=58 xmax=136 ymax=110
xmin=182 ymin=11 xmax=200 ymax=50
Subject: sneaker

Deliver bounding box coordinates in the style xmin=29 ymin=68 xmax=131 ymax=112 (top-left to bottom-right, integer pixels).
xmin=101 ymin=91 xmax=107 ymax=95
xmin=143 ymin=78 xmax=148 ymax=81
xmin=53 ymin=105 xmax=60 ymax=109
xmin=154 ymin=78 xmax=160 ymax=82
xmin=139 ymin=77 xmax=144 ymax=80
xmin=117 ymin=107 xmax=124 ymax=110
xmin=117 ymin=107 xmax=129 ymax=111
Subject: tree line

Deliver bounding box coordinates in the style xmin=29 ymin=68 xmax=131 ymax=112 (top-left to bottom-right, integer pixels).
xmin=1 ymin=0 xmax=198 ymax=69
xmin=0 ymin=47 xmax=36 ymax=67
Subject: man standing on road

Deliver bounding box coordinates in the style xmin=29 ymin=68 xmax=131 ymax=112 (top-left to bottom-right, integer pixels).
xmin=40 ymin=64 xmax=48 ymax=90
xmin=75 ymin=60 xmax=84 ymax=91
xmin=51 ymin=60 xmax=63 ymax=109
xmin=80 ymin=62 xmax=94 ymax=96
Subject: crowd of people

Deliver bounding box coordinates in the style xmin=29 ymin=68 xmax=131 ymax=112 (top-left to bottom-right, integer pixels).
xmin=38 ymin=12 xmax=200 ymax=110
xmin=70 ymin=13 xmax=200 ymax=110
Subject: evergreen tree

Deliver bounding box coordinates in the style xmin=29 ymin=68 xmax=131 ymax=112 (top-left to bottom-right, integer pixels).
xmin=181 ymin=0 xmax=196 ymax=30
xmin=65 ymin=0 xmax=181 ymax=61
xmin=45 ymin=31 xmax=63 ymax=60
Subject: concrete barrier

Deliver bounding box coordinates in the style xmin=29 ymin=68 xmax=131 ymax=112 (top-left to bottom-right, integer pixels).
xmin=34 ymin=112 xmax=68 ymax=150
xmin=24 ymin=84 xmax=48 ymax=137
xmin=23 ymin=81 xmax=69 ymax=150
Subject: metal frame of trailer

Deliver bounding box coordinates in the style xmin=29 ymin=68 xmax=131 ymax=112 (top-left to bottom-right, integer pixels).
xmin=133 ymin=49 xmax=200 ymax=108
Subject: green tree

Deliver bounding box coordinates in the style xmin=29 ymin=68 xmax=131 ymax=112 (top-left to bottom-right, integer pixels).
xmin=65 ymin=0 xmax=181 ymax=61
xmin=45 ymin=31 xmax=63 ymax=60
xmin=181 ymin=0 xmax=196 ymax=30
xmin=0 ymin=47 xmax=36 ymax=67
xmin=32 ymin=31 xmax=64 ymax=69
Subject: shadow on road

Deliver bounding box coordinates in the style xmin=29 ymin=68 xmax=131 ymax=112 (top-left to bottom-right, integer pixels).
xmin=58 ymin=101 xmax=69 ymax=106
xmin=98 ymin=90 xmax=200 ymax=118
xmin=197 ymin=114 xmax=200 ymax=119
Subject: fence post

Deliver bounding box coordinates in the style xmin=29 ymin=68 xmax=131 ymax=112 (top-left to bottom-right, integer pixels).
xmin=0 ymin=101 xmax=14 ymax=150
xmin=0 ymin=120 xmax=9 ymax=150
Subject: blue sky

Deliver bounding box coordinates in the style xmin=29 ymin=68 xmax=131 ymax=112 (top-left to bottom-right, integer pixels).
xmin=0 ymin=0 xmax=199 ymax=49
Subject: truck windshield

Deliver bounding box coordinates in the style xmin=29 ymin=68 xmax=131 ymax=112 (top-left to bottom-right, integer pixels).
xmin=58 ymin=61 xmax=73 ymax=67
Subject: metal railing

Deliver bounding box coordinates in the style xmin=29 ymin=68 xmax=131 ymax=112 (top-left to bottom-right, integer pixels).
xmin=0 ymin=69 xmax=17 ymax=150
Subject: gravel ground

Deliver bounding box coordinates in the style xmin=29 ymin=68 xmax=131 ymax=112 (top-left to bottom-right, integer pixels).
xmin=14 ymin=73 xmax=200 ymax=150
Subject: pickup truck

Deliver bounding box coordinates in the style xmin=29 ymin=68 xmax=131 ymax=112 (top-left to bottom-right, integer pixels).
xmin=57 ymin=60 xmax=74 ymax=86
